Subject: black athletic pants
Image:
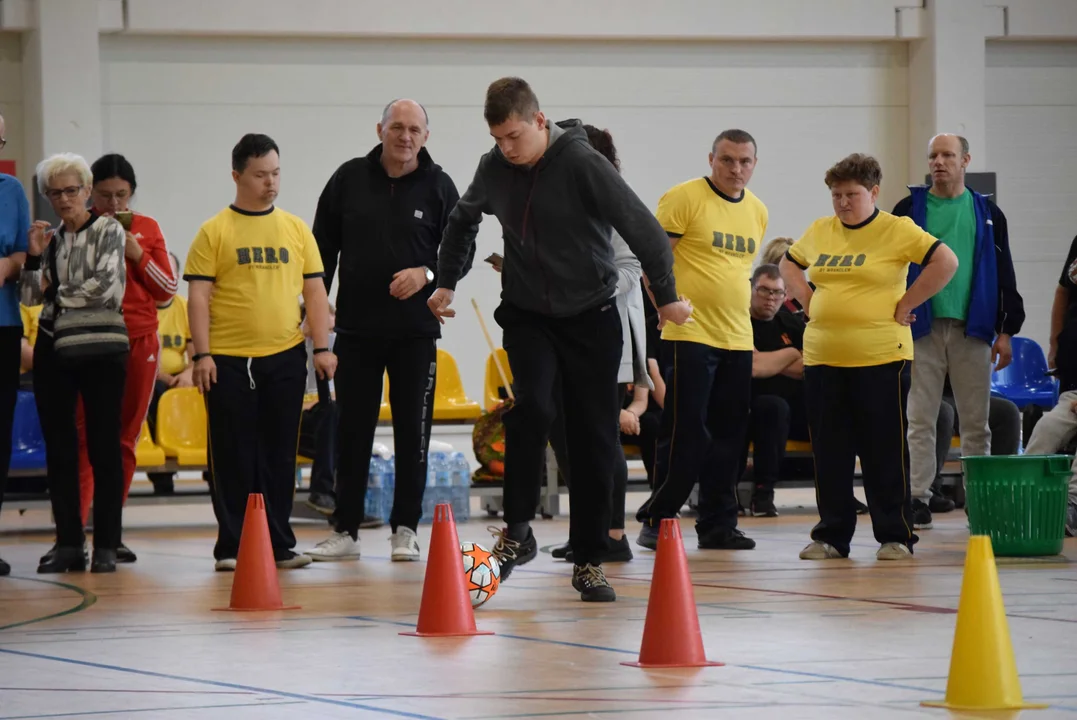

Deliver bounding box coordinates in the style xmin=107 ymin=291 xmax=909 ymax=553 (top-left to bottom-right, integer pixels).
xmin=497 ymin=301 xmax=622 ymax=566
xmin=34 ymin=332 xmax=127 ymax=550
xmin=206 ymin=342 xmax=307 ymax=561
xmin=0 ymin=327 xmax=21 ymax=523
xmin=332 ymin=334 xmax=436 ymax=536
xmin=637 ymin=341 xmax=752 ymax=535
xmin=745 ymin=391 xmax=810 ymax=490
xmin=804 ymin=361 xmax=918 ymax=556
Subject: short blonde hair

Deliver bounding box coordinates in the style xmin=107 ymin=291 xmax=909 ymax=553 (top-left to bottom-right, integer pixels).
xmin=36 ymin=153 xmax=92 ymax=195
xmin=761 ymin=237 xmax=794 ymax=266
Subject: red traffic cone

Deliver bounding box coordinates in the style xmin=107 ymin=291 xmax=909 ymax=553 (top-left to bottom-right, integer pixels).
xmin=213 ymin=493 xmax=299 ymax=612
xmin=622 ymin=519 xmax=722 ymax=668
xmin=401 ymin=503 xmax=494 ymax=637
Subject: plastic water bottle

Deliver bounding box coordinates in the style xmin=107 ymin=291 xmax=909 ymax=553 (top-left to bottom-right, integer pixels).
xmin=366 ymin=455 xmax=383 ymax=521
xmin=450 ymin=451 xmax=471 ymax=521
xmin=381 ymin=455 xmax=395 ymax=523
xmin=421 ymin=451 xmax=440 ymax=523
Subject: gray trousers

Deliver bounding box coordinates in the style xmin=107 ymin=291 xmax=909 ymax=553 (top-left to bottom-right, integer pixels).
xmin=908 ymin=318 xmax=993 ymax=502
xmin=1024 ymin=390 xmax=1077 ymax=503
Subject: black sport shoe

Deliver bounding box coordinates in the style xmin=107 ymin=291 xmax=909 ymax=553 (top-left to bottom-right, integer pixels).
xmin=565 ymin=535 xmax=634 ymax=564
xmin=550 ymin=542 xmax=571 ymax=559
xmin=854 ymin=497 xmax=869 ymax=515
xmin=305 ymin=492 xmax=336 ymax=516
xmin=1065 ymin=502 xmax=1076 ymax=538
xmin=116 ymin=543 xmax=137 ymax=564
xmin=698 ymin=527 xmax=756 ymax=550
xmin=912 ymin=499 xmax=933 ymax=530
xmin=751 ymin=486 xmax=778 ymax=517
xmin=489 ymin=526 xmax=537 ymax=581
xmin=572 ymin=563 xmax=616 ymax=602
xmin=636 ymin=523 xmax=659 ymax=550
xmin=0 ymin=557 xmax=9 ymax=576
xmin=929 ymin=494 xmax=955 ymax=514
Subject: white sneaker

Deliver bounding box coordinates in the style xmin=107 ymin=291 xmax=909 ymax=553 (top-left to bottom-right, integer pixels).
xmin=390 ymin=527 xmax=420 ymax=562
xmin=799 ymin=541 xmax=845 ymax=560
xmin=306 ymin=531 xmax=361 ymax=561
xmin=877 ymin=542 xmax=913 ymax=560
xmin=214 ymin=557 xmax=237 ymax=572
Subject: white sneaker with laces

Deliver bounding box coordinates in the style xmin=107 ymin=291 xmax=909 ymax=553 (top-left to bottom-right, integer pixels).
xmin=877 ymin=542 xmax=912 ymax=560
xmin=306 ymin=531 xmax=361 ymax=561
xmin=390 ymin=527 xmax=420 ymax=562
xmin=799 ymin=541 xmax=844 ymax=560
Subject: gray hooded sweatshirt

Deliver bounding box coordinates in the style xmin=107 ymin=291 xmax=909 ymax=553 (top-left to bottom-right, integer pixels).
xmin=436 ymin=119 xmax=678 ymax=316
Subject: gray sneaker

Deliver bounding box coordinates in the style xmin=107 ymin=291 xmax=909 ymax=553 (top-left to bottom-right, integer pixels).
xmin=1066 ymin=502 xmax=1076 ymax=538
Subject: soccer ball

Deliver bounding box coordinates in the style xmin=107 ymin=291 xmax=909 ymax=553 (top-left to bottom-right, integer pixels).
xmin=461 ymin=541 xmax=501 ymax=608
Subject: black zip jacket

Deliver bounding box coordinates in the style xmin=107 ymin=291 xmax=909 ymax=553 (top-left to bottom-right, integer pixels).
xmin=313 ymin=145 xmax=470 ymax=338
xmin=436 ymin=119 xmax=678 ymax=317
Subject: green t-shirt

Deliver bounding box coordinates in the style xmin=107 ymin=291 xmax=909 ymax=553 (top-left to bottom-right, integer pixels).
xmin=926 ymin=189 xmax=976 ymax=321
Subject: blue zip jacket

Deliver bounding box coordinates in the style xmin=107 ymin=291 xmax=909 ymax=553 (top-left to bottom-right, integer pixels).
xmin=892 ymin=185 xmax=1024 ymax=344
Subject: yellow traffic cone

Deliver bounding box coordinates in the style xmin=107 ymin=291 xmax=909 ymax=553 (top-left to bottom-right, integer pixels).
xmin=922 ymin=536 xmax=1048 ymax=711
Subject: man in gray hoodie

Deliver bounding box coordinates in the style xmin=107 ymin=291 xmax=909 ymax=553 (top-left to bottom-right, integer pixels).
xmin=429 ymin=77 xmax=692 ymax=602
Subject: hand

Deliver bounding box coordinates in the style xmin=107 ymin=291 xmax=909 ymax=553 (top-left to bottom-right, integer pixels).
xmin=174 ymin=368 xmax=194 ymax=388
xmin=657 ymin=296 xmax=693 ymax=330
xmin=894 ymin=298 xmax=917 ymax=326
xmin=1049 ymin=344 xmax=1058 ymax=370
xmin=314 ymin=351 xmax=337 ymax=380
xmin=992 ymin=334 xmax=1013 ymax=371
xmin=619 ymin=409 xmax=641 ymax=436
xmin=427 ymin=288 xmax=456 ymax=324
xmin=0 ymin=258 xmax=9 ymax=288
xmin=193 ymin=356 xmax=217 ymax=393
xmin=28 ymin=220 xmax=52 ymax=256
xmin=124 ymin=232 xmax=144 ymax=262
xmin=389 ymin=267 xmax=430 ymax=300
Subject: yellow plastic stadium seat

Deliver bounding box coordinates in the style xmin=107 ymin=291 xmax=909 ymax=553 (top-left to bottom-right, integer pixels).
xmin=747 ymin=439 xmax=813 ymax=454
xmin=951 ymin=435 xmax=961 ymax=448
xmin=135 ymin=420 xmax=166 ymax=467
xmin=433 ymin=349 xmax=481 ymax=421
xmin=156 ymin=387 xmax=208 ymax=466
xmin=483 ymin=348 xmax=513 ymax=410
xmin=379 ymin=373 xmax=391 ymax=422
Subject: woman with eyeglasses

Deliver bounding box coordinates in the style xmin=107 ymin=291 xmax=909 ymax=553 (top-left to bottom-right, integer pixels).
xmin=21 ymin=153 xmax=129 ymax=573
xmin=70 ymin=154 xmax=176 ymax=563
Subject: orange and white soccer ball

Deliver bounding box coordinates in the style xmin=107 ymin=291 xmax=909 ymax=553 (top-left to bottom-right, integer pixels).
xmin=461 ymin=541 xmax=501 ymax=608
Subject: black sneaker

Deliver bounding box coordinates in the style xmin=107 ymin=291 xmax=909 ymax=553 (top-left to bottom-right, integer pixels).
xmin=912 ymin=499 xmax=933 ymax=530
xmin=1065 ymin=502 xmax=1076 ymax=538
xmin=550 ymin=542 xmax=571 ymax=559
xmin=565 ymin=535 xmax=634 ymax=564
xmin=698 ymin=527 xmax=756 ymax=550
xmin=305 ymin=492 xmax=336 ymax=516
xmin=751 ymin=487 xmax=778 ymax=517
xmin=489 ymin=526 xmax=537 ymax=582
xmin=929 ymin=494 xmax=955 ymax=514
xmin=854 ymin=498 xmax=869 ymax=515
xmin=0 ymin=557 xmax=9 ymax=576
xmin=116 ymin=543 xmax=137 ymax=563
xmin=572 ymin=563 xmax=616 ymax=602
xmin=636 ymin=523 xmax=659 ymax=550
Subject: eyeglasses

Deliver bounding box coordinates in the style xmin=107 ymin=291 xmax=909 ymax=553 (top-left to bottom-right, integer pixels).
xmin=754 ymin=287 xmax=786 ymax=299
xmin=46 ymin=185 xmax=84 ymax=200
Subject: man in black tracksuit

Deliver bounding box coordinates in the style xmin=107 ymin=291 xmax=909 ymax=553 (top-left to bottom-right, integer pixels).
xmin=428 ymin=78 xmax=691 ymax=602
xmin=306 ymin=99 xmax=470 ymax=563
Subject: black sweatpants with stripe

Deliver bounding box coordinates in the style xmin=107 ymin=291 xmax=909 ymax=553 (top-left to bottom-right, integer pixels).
xmin=332 ymin=334 xmax=437 ymax=535
xmin=207 ymin=342 xmax=307 ymax=561
xmin=636 ymin=341 xmax=752 ymax=535
xmin=803 ymin=360 xmax=918 ymax=556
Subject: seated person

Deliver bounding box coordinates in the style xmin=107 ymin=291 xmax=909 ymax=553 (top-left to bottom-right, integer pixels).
xmin=744 ymin=264 xmax=808 ymax=517
xmin=760 ymin=238 xmax=803 ymax=317
xmin=931 ymin=375 xmax=1023 ymax=509
xmin=19 ymin=303 xmax=42 ymax=390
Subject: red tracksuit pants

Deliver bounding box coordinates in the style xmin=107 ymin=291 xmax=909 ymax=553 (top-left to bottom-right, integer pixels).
xmin=77 ymin=332 xmax=160 ymax=526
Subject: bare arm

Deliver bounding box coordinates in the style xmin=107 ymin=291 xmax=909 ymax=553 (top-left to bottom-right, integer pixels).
xmin=625 ymin=384 xmax=649 ymax=417
xmin=899 ymin=243 xmax=959 ymax=314
xmin=187 ymin=280 xmax=212 ymax=356
xmin=648 ymin=358 xmax=665 ymax=408
xmin=1049 ymin=285 xmax=1069 ymax=368
xmin=779 ymin=257 xmax=813 ymax=316
xmin=301 ymin=277 xmax=331 ymax=350
xmin=781 ymin=355 xmax=804 ymax=379
xmin=753 ymin=347 xmax=801 ymax=379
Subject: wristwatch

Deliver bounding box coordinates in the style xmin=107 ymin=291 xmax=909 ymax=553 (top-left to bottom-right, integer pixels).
xmin=422 ymin=266 xmax=434 ymax=284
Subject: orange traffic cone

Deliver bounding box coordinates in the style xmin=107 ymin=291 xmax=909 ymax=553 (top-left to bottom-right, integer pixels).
xmin=213 ymin=493 xmax=299 ymax=612
xmin=921 ymin=535 xmax=1048 ymax=711
xmin=401 ymin=503 xmax=493 ymax=637
xmin=622 ymin=519 xmax=723 ymax=668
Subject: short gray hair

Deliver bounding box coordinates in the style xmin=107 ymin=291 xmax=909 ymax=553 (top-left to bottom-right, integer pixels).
xmin=36 ymin=152 xmax=92 ymax=195
xmin=381 ymin=99 xmax=429 ymax=128
xmin=930 ymin=133 xmax=969 ymax=156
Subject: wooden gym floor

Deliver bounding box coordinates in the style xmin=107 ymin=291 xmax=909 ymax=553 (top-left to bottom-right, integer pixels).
xmin=0 ymin=488 xmax=1075 ymax=720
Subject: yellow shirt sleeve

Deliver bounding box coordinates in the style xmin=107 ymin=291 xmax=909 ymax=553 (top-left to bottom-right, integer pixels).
xmin=787 ymin=223 xmax=818 ymax=268
xmin=654 ymin=184 xmax=694 ymax=237
xmin=184 ymin=226 xmax=217 ymax=280
xmin=894 ymin=216 xmax=941 ymax=264
xmin=298 ymin=220 xmax=325 ymax=277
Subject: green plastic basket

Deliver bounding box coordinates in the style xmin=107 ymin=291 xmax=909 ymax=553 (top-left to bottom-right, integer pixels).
xmin=961 ymin=454 xmax=1071 ymax=557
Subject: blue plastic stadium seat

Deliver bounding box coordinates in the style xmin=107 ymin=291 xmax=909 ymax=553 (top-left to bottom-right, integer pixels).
xmin=990 ymin=336 xmax=1059 ymax=411
xmin=10 ymin=390 xmax=46 ymax=472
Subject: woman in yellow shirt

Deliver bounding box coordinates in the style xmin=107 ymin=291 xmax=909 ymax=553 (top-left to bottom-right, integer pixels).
xmin=780 ymin=154 xmax=957 ymax=561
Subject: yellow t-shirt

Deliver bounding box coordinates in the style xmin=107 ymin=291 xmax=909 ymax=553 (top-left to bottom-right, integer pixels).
xmin=184 ymin=206 xmax=325 ymax=358
xmin=656 ymin=178 xmax=768 ymax=351
xmin=20 ymin=304 xmax=42 ymax=372
xmin=787 ymin=210 xmax=940 ymax=368
xmin=157 ymin=294 xmax=190 ymax=375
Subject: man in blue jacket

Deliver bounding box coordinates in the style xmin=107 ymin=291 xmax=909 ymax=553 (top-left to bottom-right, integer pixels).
xmin=893 ymin=133 xmax=1024 ymax=530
